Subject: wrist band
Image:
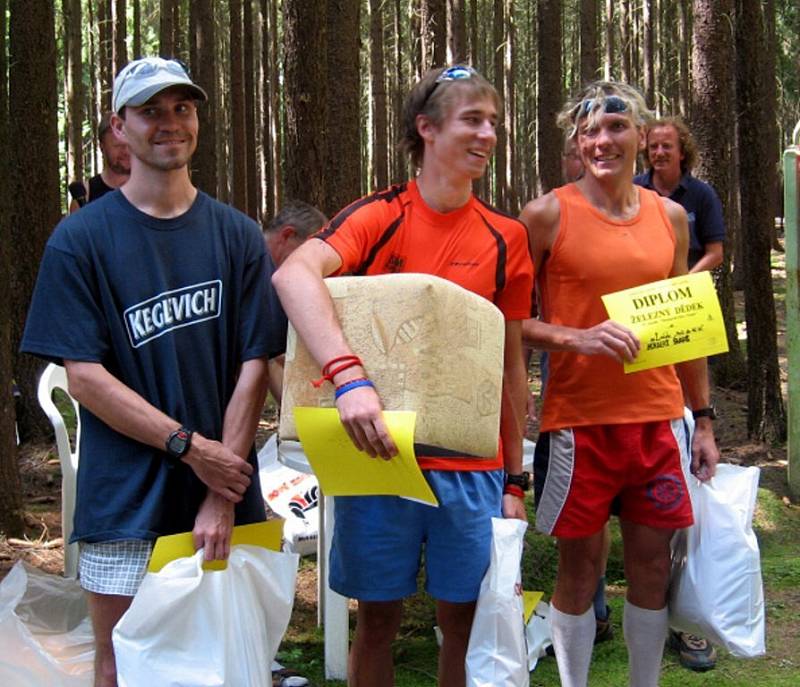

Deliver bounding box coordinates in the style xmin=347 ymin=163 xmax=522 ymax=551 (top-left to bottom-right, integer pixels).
xmin=334 ymin=378 xmax=375 ymax=400
xmin=312 ymin=355 xmax=364 ymax=387
xmin=503 ymin=484 xmax=525 ymax=499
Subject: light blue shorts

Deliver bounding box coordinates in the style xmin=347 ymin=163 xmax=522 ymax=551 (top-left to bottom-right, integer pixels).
xmin=329 ymin=469 xmax=503 ymax=603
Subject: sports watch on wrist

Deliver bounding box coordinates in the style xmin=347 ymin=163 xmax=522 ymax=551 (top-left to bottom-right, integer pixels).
xmin=165 ymin=427 xmax=193 ymax=462
xmin=692 ymin=406 xmax=717 ymax=421
xmin=504 ymin=472 xmax=531 ymax=491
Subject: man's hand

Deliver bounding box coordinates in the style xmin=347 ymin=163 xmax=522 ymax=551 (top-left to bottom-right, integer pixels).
xmin=690 ymin=418 xmax=719 ymax=482
xmin=335 ymin=386 xmax=398 ymax=459
xmin=571 ymin=320 xmax=640 ymax=363
xmin=183 ymin=433 xmax=253 ymax=502
xmin=192 ymin=491 xmax=235 ymax=561
xmin=502 ymin=493 xmax=528 ymax=521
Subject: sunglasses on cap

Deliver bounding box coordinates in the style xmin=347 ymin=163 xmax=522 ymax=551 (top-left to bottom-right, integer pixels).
xmin=574 ymin=94 xmax=629 ymax=119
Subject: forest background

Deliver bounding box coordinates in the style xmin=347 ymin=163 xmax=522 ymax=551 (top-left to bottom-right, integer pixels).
xmin=0 ymin=1 xmax=798 ymax=683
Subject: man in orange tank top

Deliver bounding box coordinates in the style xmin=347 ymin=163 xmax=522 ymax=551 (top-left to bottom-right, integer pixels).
xmin=519 ymin=82 xmax=720 ymax=687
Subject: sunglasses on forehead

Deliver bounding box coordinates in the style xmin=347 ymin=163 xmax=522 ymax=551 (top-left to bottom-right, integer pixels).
xmin=574 ymin=94 xmax=629 ymax=119
xmin=116 ymin=58 xmax=191 ymax=86
xmin=421 ymin=65 xmax=478 ymax=109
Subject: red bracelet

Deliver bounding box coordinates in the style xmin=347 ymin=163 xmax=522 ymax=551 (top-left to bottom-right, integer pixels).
xmin=503 ymin=484 xmax=525 ymax=499
xmin=312 ymin=355 xmax=363 ymax=387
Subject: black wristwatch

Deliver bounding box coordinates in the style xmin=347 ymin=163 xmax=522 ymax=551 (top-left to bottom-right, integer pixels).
xmin=165 ymin=427 xmax=193 ymax=462
xmin=504 ymin=472 xmax=531 ymax=491
xmin=692 ymin=406 xmax=717 ymax=421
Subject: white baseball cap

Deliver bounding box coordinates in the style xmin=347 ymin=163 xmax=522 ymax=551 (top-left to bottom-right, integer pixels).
xmin=112 ymin=57 xmax=207 ymax=113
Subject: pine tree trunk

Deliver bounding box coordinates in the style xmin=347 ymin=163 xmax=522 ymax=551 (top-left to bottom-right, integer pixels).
xmin=190 ymin=0 xmax=218 ymax=197
xmin=160 ymin=0 xmax=175 ymax=55
xmin=370 ymin=0 xmax=389 ymax=190
xmin=427 ymin=0 xmax=447 ymax=66
xmin=691 ymin=0 xmax=745 ymax=387
xmin=243 ymin=0 xmax=259 ymax=219
xmin=736 ymin=0 xmax=786 ymax=442
xmin=284 ymin=0 xmax=327 ymax=210
xmin=9 ymin=0 xmax=60 ymax=442
xmin=133 ymin=0 xmax=141 ymax=58
xmin=604 ymin=0 xmax=614 ymax=79
xmin=64 ymin=0 xmax=84 ymax=184
xmin=493 ymin=0 xmax=506 ymax=206
xmin=0 ymin=0 xmax=24 ymax=538
xmin=449 ymin=0 xmax=467 ymax=62
xmin=643 ymin=0 xmax=654 ymax=106
xmin=325 ymin=0 xmax=361 ymax=215
xmin=537 ymin=0 xmax=562 ymax=194
xmin=580 ymin=0 xmax=598 ymax=84
xmin=98 ymin=0 xmax=112 ymax=110
xmin=229 ymin=0 xmax=248 ymax=212
xmin=113 ymin=0 xmax=127 ymax=74
xmin=260 ymin=0 xmax=275 ymax=218
xmin=678 ymin=0 xmax=691 ymax=118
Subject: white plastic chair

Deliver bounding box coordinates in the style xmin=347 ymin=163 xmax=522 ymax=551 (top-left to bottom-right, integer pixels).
xmin=37 ymin=364 xmax=80 ymax=579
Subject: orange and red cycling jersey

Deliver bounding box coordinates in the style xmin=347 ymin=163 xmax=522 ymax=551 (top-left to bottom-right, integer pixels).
xmin=318 ymin=179 xmax=533 ymax=471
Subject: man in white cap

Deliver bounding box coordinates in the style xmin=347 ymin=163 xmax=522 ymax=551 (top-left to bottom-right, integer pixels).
xmin=22 ymin=57 xmax=277 ymax=687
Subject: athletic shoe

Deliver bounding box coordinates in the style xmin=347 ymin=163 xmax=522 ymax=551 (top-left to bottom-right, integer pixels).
xmin=594 ymin=606 xmax=614 ymax=644
xmin=668 ymin=630 xmax=717 ymax=671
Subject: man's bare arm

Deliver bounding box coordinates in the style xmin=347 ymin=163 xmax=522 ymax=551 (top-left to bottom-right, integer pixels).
xmin=193 ymin=356 xmax=270 ymax=561
xmin=63 ymin=361 xmax=253 ymax=502
xmin=499 ymin=320 xmax=528 ymax=521
xmin=663 ymin=197 xmax=720 ymax=481
xmin=272 ymin=238 xmax=397 ymax=459
xmin=689 ymin=241 xmax=723 ymax=273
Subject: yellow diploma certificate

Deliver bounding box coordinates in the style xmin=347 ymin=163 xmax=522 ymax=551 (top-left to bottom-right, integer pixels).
xmin=601 ymin=271 xmax=729 ymax=373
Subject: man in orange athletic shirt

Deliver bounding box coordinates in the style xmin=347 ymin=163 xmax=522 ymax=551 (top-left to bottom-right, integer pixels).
xmin=274 ymin=65 xmax=532 ymax=687
xmin=520 ymin=81 xmax=719 ymax=687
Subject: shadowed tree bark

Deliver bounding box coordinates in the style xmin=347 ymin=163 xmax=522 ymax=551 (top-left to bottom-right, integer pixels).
xmin=325 ymin=0 xmax=361 ymax=215
xmin=190 ymin=0 xmax=218 ymax=197
xmin=537 ymin=0 xmax=563 ymax=194
xmin=9 ymin=0 xmax=60 ymax=442
xmin=691 ymin=0 xmax=746 ymax=387
xmin=580 ymin=0 xmax=598 ymax=85
xmin=64 ymin=0 xmax=85 ymax=184
xmin=370 ymin=0 xmax=389 ymax=190
xmin=0 ymin=0 xmax=24 ymax=538
xmin=284 ymin=0 xmax=327 ymax=210
xmin=736 ymin=0 xmax=786 ymax=442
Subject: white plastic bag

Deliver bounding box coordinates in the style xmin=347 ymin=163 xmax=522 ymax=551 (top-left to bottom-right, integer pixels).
xmin=258 ymin=434 xmax=320 ymax=555
xmin=0 ymin=562 xmax=94 ymax=687
xmin=525 ymin=600 xmax=552 ymax=672
xmin=113 ymin=545 xmax=299 ymax=687
xmin=466 ymin=517 xmax=529 ymax=687
xmin=669 ymin=463 xmax=765 ymax=657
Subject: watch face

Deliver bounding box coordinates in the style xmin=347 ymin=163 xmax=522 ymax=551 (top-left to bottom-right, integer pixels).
xmin=167 ymin=429 xmax=191 ymax=458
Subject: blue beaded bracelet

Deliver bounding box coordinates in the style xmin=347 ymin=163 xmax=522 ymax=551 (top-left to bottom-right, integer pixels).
xmin=334 ymin=378 xmax=375 ymax=400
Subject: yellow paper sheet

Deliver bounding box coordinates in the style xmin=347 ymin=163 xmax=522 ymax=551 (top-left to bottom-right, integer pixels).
xmin=147 ymin=519 xmax=284 ymax=573
xmin=523 ymin=590 xmax=545 ymax=624
xmin=294 ymin=408 xmax=438 ymax=506
xmin=601 ymin=271 xmax=729 ymax=373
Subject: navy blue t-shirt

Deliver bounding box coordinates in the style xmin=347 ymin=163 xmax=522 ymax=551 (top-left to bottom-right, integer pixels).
xmin=634 ymin=170 xmax=725 ymax=268
xmin=22 ymin=190 xmax=280 ymax=543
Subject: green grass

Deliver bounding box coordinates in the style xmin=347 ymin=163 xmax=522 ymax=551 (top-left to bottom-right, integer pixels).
xmin=281 ymin=484 xmax=800 ymax=685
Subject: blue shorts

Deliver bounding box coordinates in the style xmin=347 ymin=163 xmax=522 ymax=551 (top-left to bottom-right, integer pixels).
xmin=329 ymin=469 xmax=503 ymax=603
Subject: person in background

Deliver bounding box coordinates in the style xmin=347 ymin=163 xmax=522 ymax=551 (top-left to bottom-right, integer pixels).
xmin=262 ymin=201 xmax=328 ymax=406
xmin=634 ymin=117 xmax=725 ymax=273
xmin=68 ymin=112 xmax=131 ymax=212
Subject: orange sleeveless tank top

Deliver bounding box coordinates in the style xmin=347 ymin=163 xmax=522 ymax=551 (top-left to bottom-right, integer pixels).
xmin=539 ymin=183 xmax=684 ymax=431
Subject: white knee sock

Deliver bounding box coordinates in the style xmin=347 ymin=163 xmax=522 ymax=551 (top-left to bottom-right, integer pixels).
xmin=623 ymin=600 xmax=668 ymax=687
xmin=549 ymin=604 xmax=595 ymax=687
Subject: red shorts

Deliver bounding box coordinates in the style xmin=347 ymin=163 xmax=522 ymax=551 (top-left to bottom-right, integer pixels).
xmin=535 ymin=419 xmax=693 ymax=538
